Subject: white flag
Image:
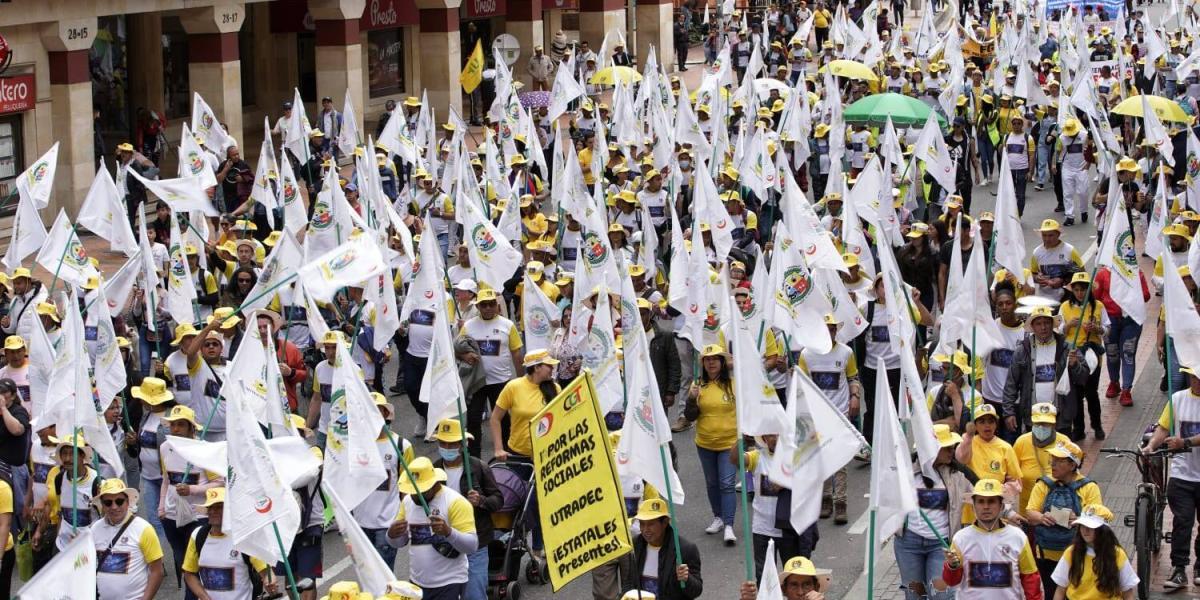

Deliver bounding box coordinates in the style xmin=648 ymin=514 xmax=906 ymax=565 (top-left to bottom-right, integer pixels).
xmin=1142 ymin=94 xmax=1176 ymax=166
xmin=915 ymin=113 xmax=955 ymax=191
xmin=78 ymin=166 xmax=138 ymax=255
xmin=338 ymin=90 xmax=360 ymax=157
xmin=1097 ymin=198 xmax=1147 ymax=324
xmin=757 ymin=539 xmax=785 ymax=600
xmin=764 ymin=228 xmax=833 ymax=353
xmin=420 ymin=292 xmax=467 ymax=439
xmin=89 ymin=286 xmax=126 ymax=408
xmin=241 ymin=230 xmax=303 ymax=315
xmin=729 ymin=284 xmax=787 ymax=435
xmin=16 ymin=528 xmax=95 ymax=599
xmin=35 ymin=209 xmax=98 ymax=288
xmin=298 ymin=232 xmax=388 ymax=303
xmin=581 ymin=290 xmax=624 ymax=414
xmin=304 ymin=168 xmax=362 ymax=260
xmin=522 ymin=272 xmax=560 ymax=353
xmin=459 ymin=193 xmax=522 ymax=292
xmin=3 ymin=192 xmax=47 ymax=270
xmin=1164 ymin=250 xmax=1200 ymax=372
xmin=164 ymin=210 xmax=198 ymax=326
xmin=400 ymin=225 xmax=449 ymax=323
xmin=284 ymin=88 xmax=312 ymax=162
xmin=323 ymin=340 xmax=388 ymax=510
xmin=868 ymin=358 xmax=919 ymax=548
xmin=102 ymin=250 xmax=143 ymax=315
xmin=225 ymin=381 xmax=302 ymax=564
xmin=128 ymin=170 xmax=220 ymax=216
xmin=136 ymin=206 xmax=162 ymax=332
xmin=692 ymin=154 xmax=735 ymax=263
xmin=191 ymin=93 xmax=233 ymax=152
xmin=992 ymin=153 xmax=1027 ymax=277
xmin=363 ymin=264 xmax=401 ymax=353
xmin=769 ymin=369 xmax=865 ymax=535
xmin=548 ymin=61 xmax=586 ymax=123
xmin=938 ymin=224 xmax=1005 ymax=356
xmin=248 ymin=137 xmax=278 ymax=229
xmin=16 ymin=142 xmax=58 ymax=209
xmin=322 ymin=484 xmax=395 ymax=595
xmin=178 ymin=122 xmax=219 ymax=190
xmin=617 ymin=325 xmax=685 ymax=503
xmin=278 ymin=147 xmax=308 ymax=235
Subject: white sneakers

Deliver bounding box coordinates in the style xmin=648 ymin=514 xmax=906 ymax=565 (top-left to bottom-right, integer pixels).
xmin=723 ymin=526 xmax=737 ymax=546
xmin=704 ymin=516 xmax=724 ymax=534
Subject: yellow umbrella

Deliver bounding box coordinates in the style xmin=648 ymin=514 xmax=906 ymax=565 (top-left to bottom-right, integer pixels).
xmin=689 ymin=87 xmax=732 ymax=104
xmin=818 ymin=59 xmax=879 ymax=82
xmin=590 ymin=66 xmax=642 ymax=85
xmin=1112 ymin=94 xmax=1192 ymax=123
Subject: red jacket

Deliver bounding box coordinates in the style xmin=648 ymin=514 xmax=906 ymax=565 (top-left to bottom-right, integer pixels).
xmin=274 ymin=340 xmax=308 ymax=411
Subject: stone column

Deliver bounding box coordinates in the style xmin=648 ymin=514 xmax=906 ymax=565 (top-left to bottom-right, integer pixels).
xmin=415 ymin=0 xmax=463 ymax=119
xmin=507 ymin=0 xmax=543 ymax=88
xmin=310 ymin=0 xmax=367 ymax=128
xmin=126 ymin=14 xmax=164 ymax=118
xmin=41 ymin=18 xmax=96 ymax=215
xmin=579 ymin=0 xmax=625 ymax=49
xmin=180 ymin=3 xmax=246 ymax=150
xmin=636 ymin=0 xmax=673 ymax=70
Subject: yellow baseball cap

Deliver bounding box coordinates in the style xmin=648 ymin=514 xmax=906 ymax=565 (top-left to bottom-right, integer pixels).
xmin=1037 ymin=219 xmax=1061 ymax=232
xmin=1047 ymin=440 xmax=1083 ymax=465
xmin=396 ymin=457 xmax=447 ymax=495
xmin=433 ymin=418 xmax=473 ymax=443
xmin=3 ymin=336 xmax=25 ymax=351
xmin=201 ymin=487 xmax=227 ymax=507
xmin=634 ymin=498 xmax=671 ymax=521
xmin=972 ymin=478 xmax=1004 ymax=497
xmin=972 ymin=404 xmax=999 ymax=422
xmin=1030 ymin=402 xmax=1058 ymax=424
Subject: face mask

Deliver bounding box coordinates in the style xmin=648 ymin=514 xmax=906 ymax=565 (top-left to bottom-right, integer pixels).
xmin=438 ymin=447 xmax=462 ymax=462
xmin=679 ymin=160 xmax=691 ymax=169
xmin=1033 ymin=424 xmax=1054 ymax=442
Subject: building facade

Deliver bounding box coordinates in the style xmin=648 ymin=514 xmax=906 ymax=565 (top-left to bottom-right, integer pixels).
xmin=0 ymin=0 xmax=679 ymax=215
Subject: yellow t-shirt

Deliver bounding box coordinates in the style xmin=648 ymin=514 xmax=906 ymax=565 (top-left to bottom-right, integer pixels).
xmin=1057 ymin=545 xmax=1131 ymax=600
xmin=695 ymin=380 xmax=738 ymax=451
xmin=496 ymin=376 xmax=559 ymax=457
xmin=0 ymin=480 xmax=12 ymax=551
xmin=962 ymin=436 xmax=1022 ymax=523
xmin=1025 ymin=474 xmax=1103 ymax=560
xmin=1060 ymin=299 xmax=1105 ymax=346
xmin=1012 ymin=432 xmax=1070 ymax=514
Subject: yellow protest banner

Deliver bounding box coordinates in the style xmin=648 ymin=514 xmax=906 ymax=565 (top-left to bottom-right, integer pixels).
xmin=460 ymin=40 xmax=485 ymax=93
xmin=530 ymin=371 xmax=633 ymax=590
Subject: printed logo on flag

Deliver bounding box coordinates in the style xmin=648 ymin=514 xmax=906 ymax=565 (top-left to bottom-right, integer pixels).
xmin=471 ymin=223 xmax=497 ymax=253
xmin=582 ymin=232 xmax=609 ymax=268
xmin=780 ymin=413 xmax=818 ymax=477
xmin=66 ymin=237 xmax=88 ymax=268
xmin=282 ymin=179 xmax=299 ymax=206
xmin=198 ymin=112 xmax=215 ymax=134
xmin=26 ymin=160 xmax=48 ymax=186
xmin=1189 ymin=152 xmax=1200 ymax=180
xmin=1113 ymin=231 xmax=1137 ymax=278
xmin=259 ymin=260 xmax=279 ymax=286
xmin=527 ymin=306 xmax=552 ymax=337
xmin=319 ymin=248 xmax=358 ymax=280
xmin=187 ymin=151 xmax=204 ymax=175
xmin=169 ymin=246 xmax=188 ymax=281
xmin=780 ymin=266 xmax=813 ymax=308
xmin=310 ymin=199 xmax=333 ymax=230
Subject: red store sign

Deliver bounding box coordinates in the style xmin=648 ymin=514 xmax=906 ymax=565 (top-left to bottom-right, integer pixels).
xmin=464 ymin=0 xmax=507 ymax=18
xmin=0 ymin=74 xmax=34 ymax=115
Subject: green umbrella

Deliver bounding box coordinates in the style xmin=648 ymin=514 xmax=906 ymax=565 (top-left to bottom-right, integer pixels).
xmin=843 ymin=93 xmax=948 ymax=128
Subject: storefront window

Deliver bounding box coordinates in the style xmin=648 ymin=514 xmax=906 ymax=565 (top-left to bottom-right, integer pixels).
xmin=367 ymin=29 xmax=405 ymax=98
xmin=91 ymin=15 xmax=130 ymax=159
xmin=162 ymin=16 xmax=191 ymax=120
xmin=0 ymin=116 xmax=23 ymax=216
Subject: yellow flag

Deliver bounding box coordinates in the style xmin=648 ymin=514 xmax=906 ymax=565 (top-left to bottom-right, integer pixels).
xmin=460 ymin=40 xmax=484 ymax=94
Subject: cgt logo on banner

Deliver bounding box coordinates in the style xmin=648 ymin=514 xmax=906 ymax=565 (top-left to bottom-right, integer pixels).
xmin=531 ymin=372 xmax=633 ymax=590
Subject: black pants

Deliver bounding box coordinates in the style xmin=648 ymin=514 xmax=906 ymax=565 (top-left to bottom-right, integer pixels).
xmin=0 ymin=547 xmax=12 ymax=600
xmin=1012 ymin=168 xmax=1029 ymax=215
xmin=1036 ymin=557 xmax=1058 ymax=599
xmin=676 ymin=44 xmax=689 ymax=71
xmin=1168 ymin=478 xmax=1200 ymax=568
xmin=861 ymin=366 xmax=901 ymax=443
xmin=1072 ymin=343 xmax=1104 ymax=436
xmin=163 ymin=518 xmax=203 ymax=592
xmin=468 ymin=382 xmax=506 ymax=457
xmin=815 ymin=27 xmax=829 ymax=47
xmin=1053 ymin=162 xmax=1064 ymax=209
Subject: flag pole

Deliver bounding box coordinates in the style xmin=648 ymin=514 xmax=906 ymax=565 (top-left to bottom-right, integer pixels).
xmin=270 ymin=521 xmax=302 ymax=600
xmin=1168 ymin=336 xmax=1177 ymax=436
xmin=454 ymin=393 xmax=475 ymax=491
xmin=658 ymin=443 xmax=686 ymax=590
xmin=866 ymin=508 xmax=877 ymax=599
xmin=734 ymin=435 xmax=755 ymax=583
xmin=384 ymin=433 xmax=433 ymax=516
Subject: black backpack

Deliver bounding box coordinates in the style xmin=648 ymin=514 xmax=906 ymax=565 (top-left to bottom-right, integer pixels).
xmin=193 ymin=524 xmax=264 ymax=598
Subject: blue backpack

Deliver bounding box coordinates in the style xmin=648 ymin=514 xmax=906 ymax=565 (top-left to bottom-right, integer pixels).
xmin=1035 ymin=476 xmax=1091 ymax=552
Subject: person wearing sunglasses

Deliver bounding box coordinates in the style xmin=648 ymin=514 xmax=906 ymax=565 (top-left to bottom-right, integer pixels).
xmin=91 ymin=478 xmax=166 ymax=600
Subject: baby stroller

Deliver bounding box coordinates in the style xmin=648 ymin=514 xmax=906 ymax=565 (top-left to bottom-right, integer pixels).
xmin=486 ymin=460 xmax=548 ymax=599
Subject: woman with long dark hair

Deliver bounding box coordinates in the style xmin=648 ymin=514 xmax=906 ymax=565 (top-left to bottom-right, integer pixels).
xmin=1051 ymin=504 xmax=1138 ymax=599
xmin=685 ymin=344 xmax=739 ymax=545
xmin=219 ymin=266 xmax=258 ymax=308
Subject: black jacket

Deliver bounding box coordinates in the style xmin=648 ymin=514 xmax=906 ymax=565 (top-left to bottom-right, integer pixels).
xmin=433 ymin=455 xmax=504 ymax=546
xmin=628 ymin=526 xmax=702 ymax=599
xmin=648 ymin=325 xmax=681 ymax=403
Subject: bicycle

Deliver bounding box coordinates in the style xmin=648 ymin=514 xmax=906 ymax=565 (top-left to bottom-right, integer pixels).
xmin=1099 ymin=446 xmax=1186 ymax=599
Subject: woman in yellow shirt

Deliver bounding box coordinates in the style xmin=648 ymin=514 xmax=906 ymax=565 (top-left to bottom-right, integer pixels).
xmin=1050 ymin=504 xmax=1138 ymax=599
xmin=685 ymin=344 xmax=738 ymax=545
xmin=1061 ymin=272 xmax=1108 ymax=441
xmin=490 ymin=350 xmax=562 ymax=461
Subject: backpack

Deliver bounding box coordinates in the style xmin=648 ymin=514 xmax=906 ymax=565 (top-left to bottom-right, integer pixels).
xmin=1035 ymin=476 xmax=1091 ymax=552
xmin=194 ymin=524 xmax=264 ymax=598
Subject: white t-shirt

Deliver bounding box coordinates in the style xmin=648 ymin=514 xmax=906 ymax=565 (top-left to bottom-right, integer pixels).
xmin=982 ymin=321 xmax=1025 ymax=401
xmin=1033 ymin=340 xmax=1057 ymax=406
xmin=641 ymin=545 xmax=661 ymax=595
xmin=461 ymin=315 xmax=521 ymax=385
xmin=905 ymin=470 xmax=950 ymax=542
xmin=1161 ymin=390 xmax=1200 ymax=482
xmin=93 ymin=516 xmax=164 ymax=600
xmin=1050 ymin=545 xmax=1139 ymax=591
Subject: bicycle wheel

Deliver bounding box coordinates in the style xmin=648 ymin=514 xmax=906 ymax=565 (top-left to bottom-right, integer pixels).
xmin=1136 ymin=493 xmax=1154 ymax=600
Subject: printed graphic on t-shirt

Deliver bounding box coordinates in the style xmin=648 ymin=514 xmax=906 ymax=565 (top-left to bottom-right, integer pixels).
xmin=968 ymin=562 xmax=1013 ymax=588
xmin=60 ymin=507 xmax=92 ymax=527
xmin=173 ymin=375 xmax=191 ymax=392
xmin=410 ymin=310 xmax=435 ymax=326
xmin=99 ymin=551 xmax=131 ymax=574
xmin=199 ymin=566 xmax=236 ymax=591
xmin=1181 ymin=420 xmax=1200 ymax=439
xmin=990 ymin=349 xmax=1014 ymax=368
xmin=478 ymin=340 xmax=501 ymax=356
xmin=917 ymin=488 xmax=949 ymax=510
xmin=811 ymin=371 xmax=841 ymax=391
xmin=871 ymin=326 xmax=890 ymax=343
xmin=33 ymin=463 xmax=52 ymax=483
xmin=139 ymin=430 xmax=159 ymax=449
xmin=641 ymin=576 xmax=660 ymax=595
xmin=1034 ymin=364 xmax=1055 ymax=383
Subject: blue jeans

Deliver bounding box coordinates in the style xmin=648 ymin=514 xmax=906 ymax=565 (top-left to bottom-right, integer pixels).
xmin=696 ymin=446 xmax=736 ymax=526
xmin=9 ymin=464 xmax=27 ymax=532
xmin=139 ymin=476 xmax=166 ymax=542
xmin=364 ymin=527 xmax=398 ymax=569
xmin=1168 ymin=339 xmax=1188 ymax=393
xmin=977 ymin=132 xmax=995 ymax=179
xmin=464 ymin=547 xmax=488 ymax=600
xmin=894 ymin=528 xmax=954 ymax=600
xmin=1036 ymin=144 xmax=1051 ymax=185
xmin=437 ymin=232 xmax=450 ymax=259
xmin=1106 ymin=316 xmax=1141 ymax=390
xmin=138 ymin=324 xmax=170 ymax=375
